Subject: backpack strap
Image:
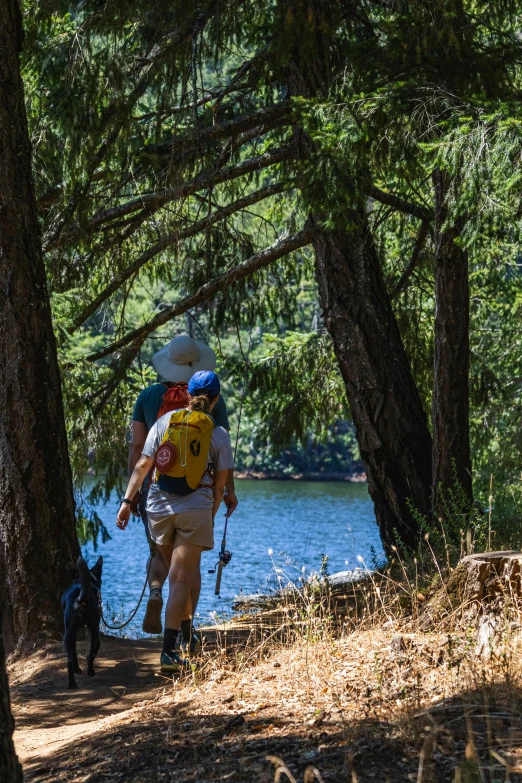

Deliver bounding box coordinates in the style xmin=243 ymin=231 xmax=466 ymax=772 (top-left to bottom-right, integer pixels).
xmin=198 ymin=470 xmax=215 ymax=489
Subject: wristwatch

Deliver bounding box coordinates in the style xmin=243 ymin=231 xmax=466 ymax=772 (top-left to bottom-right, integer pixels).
xmin=121 ymin=497 xmax=133 ymax=505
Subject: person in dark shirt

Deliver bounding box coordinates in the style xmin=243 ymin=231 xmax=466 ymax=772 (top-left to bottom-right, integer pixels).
xmin=129 ymin=335 xmax=238 ymax=638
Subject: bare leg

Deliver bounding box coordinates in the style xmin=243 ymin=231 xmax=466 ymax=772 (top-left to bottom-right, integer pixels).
xmin=153 ymin=541 xmax=199 ymax=618
xmin=141 ymin=497 xmax=169 ymax=633
xmin=177 ymin=565 xmax=202 ymax=623
xmin=143 ymin=517 xmax=195 ymax=635
xmin=147 ymin=550 xmax=169 ymax=591
xmin=142 ymin=498 xmax=170 ymax=592
xmin=156 ymin=538 xmax=203 ymax=630
xmin=188 ymin=566 xmax=201 ymax=619
xmin=142 ymin=545 xmax=170 ymax=635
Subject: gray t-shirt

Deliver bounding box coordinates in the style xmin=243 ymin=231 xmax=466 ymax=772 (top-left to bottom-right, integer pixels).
xmin=143 ymin=411 xmax=234 ymax=521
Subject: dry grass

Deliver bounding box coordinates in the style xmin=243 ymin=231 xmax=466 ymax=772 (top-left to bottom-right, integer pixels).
xmin=15 ymin=540 xmax=522 ymax=782
xmin=188 ymin=543 xmax=522 ymax=782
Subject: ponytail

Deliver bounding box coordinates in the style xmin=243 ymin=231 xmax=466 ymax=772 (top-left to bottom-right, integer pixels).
xmin=188 ymin=393 xmax=213 ymax=413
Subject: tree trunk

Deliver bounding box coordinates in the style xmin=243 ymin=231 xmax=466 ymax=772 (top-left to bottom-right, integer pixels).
xmin=312 ymin=219 xmax=433 ymax=550
xmin=432 ymin=169 xmax=472 ymax=516
xmin=0 ymin=611 xmax=23 ymax=782
xmin=282 ymin=9 xmax=433 ymax=550
xmin=0 ymin=0 xmax=80 ymax=650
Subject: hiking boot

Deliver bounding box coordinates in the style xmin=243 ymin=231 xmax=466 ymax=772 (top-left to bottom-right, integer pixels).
xmin=160 ymin=651 xmax=190 ymax=673
xmin=177 ymin=629 xmax=203 ymax=657
xmin=142 ymin=591 xmax=163 ymax=634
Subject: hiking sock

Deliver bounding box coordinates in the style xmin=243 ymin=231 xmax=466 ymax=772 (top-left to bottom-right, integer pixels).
xmin=180 ymin=619 xmax=192 ymax=644
xmin=163 ymin=628 xmax=179 ymax=657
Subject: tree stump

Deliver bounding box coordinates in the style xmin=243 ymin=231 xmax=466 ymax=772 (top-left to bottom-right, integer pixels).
xmin=455 ymin=551 xmax=522 ymax=612
xmin=432 ymin=551 xmax=522 ymax=654
xmin=423 ymin=551 xmax=522 ymax=634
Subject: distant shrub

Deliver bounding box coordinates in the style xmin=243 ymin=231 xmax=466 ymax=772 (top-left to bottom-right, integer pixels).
xmin=475 ymin=481 xmax=522 ymax=552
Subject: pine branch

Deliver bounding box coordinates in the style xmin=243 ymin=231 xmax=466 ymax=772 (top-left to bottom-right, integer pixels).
xmin=81 ymin=144 xmax=295 ymax=237
xmin=391 ymin=220 xmax=430 ymax=299
xmin=210 ymin=45 xmax=269 ymax=112
xmin=42 ymin=2 xmax=226 ymax=254
xmin=90 ymin=341 xmax=143 ymax=420
xmin=145 ymin=102 xmax=291 ymax=158
xmin=214 ymin=118 xmax=290 ymax=170
xmin=69 ymin=181 xmax=288 ymax=331
xmin=87 ymin=227 xmax=313 ymax=363
xmin=370 ymin=186 xmax=432 ymax=221
xmin=133 ymin=46 xmax=269 ymax=120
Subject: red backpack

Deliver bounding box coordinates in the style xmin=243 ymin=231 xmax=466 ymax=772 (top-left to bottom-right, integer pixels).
xmin=132 ymin=383 xmax=192 ymax=507
xmin=157 ymin=382 xmax=189 ymax=419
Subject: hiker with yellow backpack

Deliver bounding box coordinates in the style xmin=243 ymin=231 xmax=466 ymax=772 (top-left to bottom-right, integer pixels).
xmin=117 ymin=370 xmax=234 ymax=673
xmin=128 ymin=335 xmax=237 ymax=646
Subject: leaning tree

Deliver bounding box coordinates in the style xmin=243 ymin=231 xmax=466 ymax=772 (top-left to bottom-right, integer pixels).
xmin=24 ymin=0 xmax=436 ymax=549
xmin=22 ymin=0 xmax=522 ymax=549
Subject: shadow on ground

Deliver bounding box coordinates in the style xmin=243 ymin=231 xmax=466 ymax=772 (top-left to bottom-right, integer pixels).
xmin=10 ymin=635 xmax=162 ymax=730
xmin=11 ymin=625 xmax=258 ymax=727
xmin=17 ymin=680 xmax=522 ymax=782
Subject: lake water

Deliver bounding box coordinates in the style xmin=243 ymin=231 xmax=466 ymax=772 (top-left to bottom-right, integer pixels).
xmin=83 ymin=480 xmax=383 ymax=637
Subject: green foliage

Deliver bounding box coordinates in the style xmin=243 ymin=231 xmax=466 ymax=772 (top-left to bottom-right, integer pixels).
xmin=219 ymin=328 xmax=361 ymax=476
xmin=236 ymin=330 xmax=348 ymax=447
xmin=19 ymin=0 xmax=522 ymax=543
xmin=475 ymin=481 xmax=522 ymax=552
xmin=406 ymin=468 xmax=522 ymax=563
xmin=234 ymin=425 xmax=361 ymax=476
xmin=76 ymin=506 xmax=111 ymax=552
xmin=404 ymin=463 xmax=480 ymax=565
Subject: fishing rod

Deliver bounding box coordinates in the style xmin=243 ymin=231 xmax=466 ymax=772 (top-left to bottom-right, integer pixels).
xmin=208 ymin=508 xmax=233 ymax=595
xmin=208 ymin=324 xmax=252 ymax=597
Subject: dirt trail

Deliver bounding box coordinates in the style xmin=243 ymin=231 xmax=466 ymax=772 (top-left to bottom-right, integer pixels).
xmin=9 ymin=621 xmax=258 ymax=779
xmin=10 ymin=634 xmax=163 ymax=770
xmin=10 ymin=624 xmax=522 ymax=782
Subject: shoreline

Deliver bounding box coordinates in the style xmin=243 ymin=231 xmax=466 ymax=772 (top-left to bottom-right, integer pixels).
xmin=235 ymin=470 xmax=367 ymax=482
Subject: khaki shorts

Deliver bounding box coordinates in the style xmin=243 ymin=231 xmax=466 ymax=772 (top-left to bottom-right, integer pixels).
xmin=148 ymin=508 xmax=214 ymax=550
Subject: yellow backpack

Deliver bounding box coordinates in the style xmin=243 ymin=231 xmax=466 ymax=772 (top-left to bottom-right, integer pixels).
xmin=154 ymin=409 xmax=214 ymax=496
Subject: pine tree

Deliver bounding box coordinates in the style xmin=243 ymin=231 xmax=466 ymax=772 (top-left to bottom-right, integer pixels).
xmin=278 ymin=0 xmax=433 ymax=549
xmin=20 ymin=0 xmax=522 ymax=549
xmin=0 ymin=0 xmax=80 ymax=648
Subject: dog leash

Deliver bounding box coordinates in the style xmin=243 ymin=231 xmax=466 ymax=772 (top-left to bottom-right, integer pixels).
xmin=100 ymin=555 xmax=153 ymax=631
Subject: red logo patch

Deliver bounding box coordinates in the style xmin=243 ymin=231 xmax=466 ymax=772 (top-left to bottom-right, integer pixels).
xmin=155 ymin=443 xmax=177 ymax=473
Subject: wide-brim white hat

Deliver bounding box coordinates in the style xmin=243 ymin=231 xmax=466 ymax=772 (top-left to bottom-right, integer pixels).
xmin=152 ymin=334 xmax=217 ymax=383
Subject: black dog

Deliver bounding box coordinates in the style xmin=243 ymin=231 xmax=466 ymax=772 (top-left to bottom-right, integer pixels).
xmin=62 ymin=555 xmax=103 ymax=689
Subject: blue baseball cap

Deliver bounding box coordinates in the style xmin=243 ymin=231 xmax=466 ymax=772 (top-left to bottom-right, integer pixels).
xmin=188 ymin=370 xmax=220 ymax=397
